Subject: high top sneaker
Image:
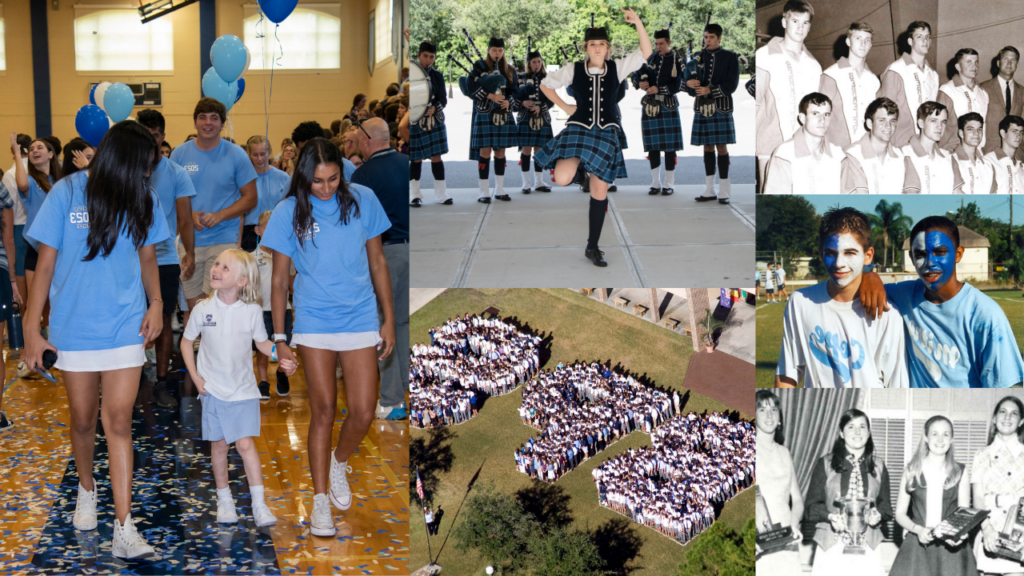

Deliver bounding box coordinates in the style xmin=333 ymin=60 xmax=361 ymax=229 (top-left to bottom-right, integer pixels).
xmin=329 ymin=451 xmax=353 ymax=510
xmin=310 ymin=493 xmax=336 ymax=537
xmin=73 ymin=483 xmax=98 ymax=531
xmin=112 ymin=514 xmax=156 ymax=559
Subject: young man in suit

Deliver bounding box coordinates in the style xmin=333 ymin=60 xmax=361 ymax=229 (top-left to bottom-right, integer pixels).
xmin=980 ymin=46 xmax=1024 ymax=161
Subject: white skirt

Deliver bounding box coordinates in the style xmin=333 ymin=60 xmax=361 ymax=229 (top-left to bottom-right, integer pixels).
xmin=54 ymin=344 xmax=146 ymax=372
xmin=291 ymin=331 xmax=382 ymax=352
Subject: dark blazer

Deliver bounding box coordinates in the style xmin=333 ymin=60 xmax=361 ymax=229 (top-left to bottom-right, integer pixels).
xmin=980 ymin=76 xmax=1024 ymax=159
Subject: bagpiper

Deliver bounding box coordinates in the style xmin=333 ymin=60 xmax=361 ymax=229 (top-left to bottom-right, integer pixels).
xmin=516 ymin=40 xmax=555 ymax=193
xmin=633 ymin=25 xmax=684 ymax=195
xmin=409 ymin=40 xmax=452 ymax=207
xmin=468 ymin=37 xmax=520 ymax=203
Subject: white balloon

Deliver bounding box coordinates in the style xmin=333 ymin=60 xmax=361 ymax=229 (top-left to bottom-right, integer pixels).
xmin=243 ymin=46 xmax=252 ymax=76
xmin=94 ymin=82 xmax=112 ymax=112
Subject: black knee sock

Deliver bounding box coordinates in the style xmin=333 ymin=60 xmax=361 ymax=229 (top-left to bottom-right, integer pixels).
xmin=649 ymin=153 xmax=661 ymax=169
xmin=587 ymin=197 xmax=608 ymax=250
xmin=494 ymin=157 xmax=507 ymax=176
xmin=410 ymin=161 xmax=423 ymax=181
xmin=718 ymin=154 xmax=730 ymax=179
xmin=665 ymin=151 xmax=677 ymax=171
xmin=478 ymin=158 xmax=490 ymax=179
xmin=520 ymin=153 xmax=531 ymax=172
xmin=431 ymin=160 xmax=445 ymax=180
xmin=703 ymin=151 xmax=716 ymax=176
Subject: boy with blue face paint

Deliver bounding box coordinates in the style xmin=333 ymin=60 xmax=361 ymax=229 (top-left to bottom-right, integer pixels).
xmin=859 ymin=216 xmax=1024 ymax=388
xmin=776 ymin=207 xmax=907 ymax=388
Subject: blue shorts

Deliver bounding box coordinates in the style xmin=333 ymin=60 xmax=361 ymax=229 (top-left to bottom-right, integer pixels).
xmin=13 ymin=225 xmax=26 ymax=277
xmin=200 ymin=394 xmax=261 ymax=445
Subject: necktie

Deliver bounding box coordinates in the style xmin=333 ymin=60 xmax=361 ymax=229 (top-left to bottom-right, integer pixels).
xmin=1008 ymin=81 xmax=1013 ymax=116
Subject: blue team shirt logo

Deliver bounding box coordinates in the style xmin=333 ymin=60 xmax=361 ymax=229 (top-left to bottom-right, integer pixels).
xmin=183 ymin=162 xmax=199 ymax=173
xmin=202 ymin=314 xmax=216 ymax=327
xmin=905 ymin=317 xmax=962 ymax=385
xmin=69 ymin=206 xmax=89 ymax=229
xmin=809 ymin=326 xmax=865 ymax=384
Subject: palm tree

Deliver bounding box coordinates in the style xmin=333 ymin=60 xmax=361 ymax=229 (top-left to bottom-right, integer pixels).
xmin=869 ymin=200 xmax=913 ymax=269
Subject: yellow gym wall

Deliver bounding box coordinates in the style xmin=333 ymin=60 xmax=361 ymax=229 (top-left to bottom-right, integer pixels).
xmin=2 ymin=0 xmax=404 ymax=153
xmin=0 ymin=2 xmax=38 ymax=149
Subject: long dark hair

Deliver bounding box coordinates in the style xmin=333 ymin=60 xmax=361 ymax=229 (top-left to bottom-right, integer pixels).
xmin=61 ymin=138 xmax=93 ymax=179
xmin=27 ymin=140 xmax=61 ymax=193
xmin=987 ymin=395 xmax=1024 ymax=445
xmin=830 ymin=408 xmax=877 ymax=475
xmin=485 ymin=51 xmax=516 ymax=84
xmin=287 ymin=138 xmax=360 ymax=248
xmin=82 ymin=121 xmax=157 ymax=261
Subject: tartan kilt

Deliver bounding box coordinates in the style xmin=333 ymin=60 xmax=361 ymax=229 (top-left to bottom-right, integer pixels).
xmin=469 ymin=108 xmax=519 ymax=152
xmin=690 ymin=110 xmax=736 ymax=146
xmin=535 ymin=123 xmax=627 ymax=184
xmin=517 ymin=119 xmax=554 ymax=148
xmin=640 ymin=105 xmax=685 ymax=152
xmin=410 ymin=121 xmax=449 ymax=160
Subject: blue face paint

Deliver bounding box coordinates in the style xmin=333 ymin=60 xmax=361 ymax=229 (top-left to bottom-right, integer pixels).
xmin=822 ymin=234 xmax=864 ymax=287
xmin=912 ymin=230 xmax=956 ymax=291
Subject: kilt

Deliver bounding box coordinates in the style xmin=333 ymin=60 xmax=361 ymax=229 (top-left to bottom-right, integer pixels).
xmin=535 ymin=123 xmax=627 ymax=184
xmin=517 ymin=118 xmax=554 ymax=148
xmin=410 ymin=121 xmax=449 ymax=161
xmin=640 ymin=105 xmax=685 ymax=152
xmin=469 ymin=108 xmax=519 ymax=153
xmin=690 ymin=110 xmax=736 ymax=146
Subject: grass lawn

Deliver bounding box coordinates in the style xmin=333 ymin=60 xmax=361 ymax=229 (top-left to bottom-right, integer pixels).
xmin=756 ymin=286 xmax=1024 ymax=389
xmin=410 ymin=288 xmax=754 ymax=576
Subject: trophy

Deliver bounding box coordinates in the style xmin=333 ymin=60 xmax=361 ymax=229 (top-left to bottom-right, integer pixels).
xmin=834 ymin=495 xmax=874 ymax=555
xmin=755 ymin=486 xmax=799 ymax=557
xmin=993 ymin=497 xmax=1024 ymax=561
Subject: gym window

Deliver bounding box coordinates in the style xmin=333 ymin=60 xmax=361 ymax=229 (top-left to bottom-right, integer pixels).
xmin=243 ymin=4 xmax=341 ymax=71
xmin=74 ymin=7 xmax=174 ymax=72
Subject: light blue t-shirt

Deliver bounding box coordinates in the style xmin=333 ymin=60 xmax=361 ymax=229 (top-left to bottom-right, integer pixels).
xmin=260 ymin=184 xmax=391 ymax=334
xmin=26 ymin=171 xmax=170 ymax=352
xmin=150 ymin=156 xmax=197 ymax=266
xmin=18 ymin=175 xmax=53 ymax=251
xmin=885 ymin=281 xmax=1024 ymax=388
xmin=170 ymin=139 xmax=257 ymax=247
xmin=244 ymin=167 xmax=291 ymax=226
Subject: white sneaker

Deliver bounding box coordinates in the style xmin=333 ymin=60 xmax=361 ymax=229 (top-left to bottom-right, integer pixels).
xmin=329 ymin=452 xmax=353 ymax=510
xmin=111 ymin=514 xmax=156 ymax=559
xmin=310 ymin=493 xmax=336 ymax=537
xmin=73 ymin=483 xmax=98 ymax=531
xmin=217 ymin=496 xmax=239 ymax=523
xmin=253 ymin=502 xmax=277 ymax=527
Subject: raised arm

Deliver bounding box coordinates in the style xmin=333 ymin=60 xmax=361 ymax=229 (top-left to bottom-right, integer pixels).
xmin=623 ymin=8 xmax=653 ymax=61
xmin=9 ymin=133 xmax=27 ymax=194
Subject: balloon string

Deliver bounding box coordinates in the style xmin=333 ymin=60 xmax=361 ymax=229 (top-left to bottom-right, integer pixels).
xmin=256 ymin=7 xmax=269 ymax=154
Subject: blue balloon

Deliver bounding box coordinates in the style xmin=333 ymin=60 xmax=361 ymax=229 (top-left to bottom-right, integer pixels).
xmin=235 ymin=78 xmax=246 ymax=104
xmin=210 ymin=35 xmax=248 ymax=83
xmin=103 ymin=83 xmax=135 ymax=123
xmin=259 ymin=0 xmax=298 ymax=24
xmin=76 ymin=105 xmax=109 ymax=147
xmin=202 ymin=68 xmax=238 ymax=111
xmin=89 ymin=84 xmax=99 ymax=106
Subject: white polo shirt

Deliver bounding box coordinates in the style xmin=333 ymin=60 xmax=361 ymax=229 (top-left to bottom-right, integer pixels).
xmin=902 ymin=137 xmax=964 ymax=194
xmin=984 ymin=148 xmax=1024 ymax=194
xmin=184 ymin=294 xmax=268 ymax=402
xmin=937 ymin=74 xmax=989 ymax=150
xmin=755 ymin=37 xmax=823 ymax=156
xmin=764 ymin=130 xmax=844 ymax=194
xmin=952 ymin=145 xmax=997 ymax=194
xmin=820 ymin=57 xmax=881 ymax=147
xmin=841 ymin=134 xmax=907 ymax=194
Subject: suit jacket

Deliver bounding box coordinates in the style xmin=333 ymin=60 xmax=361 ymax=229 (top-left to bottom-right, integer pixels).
xmin=980 ymin=76 xmax=1024 ymax=160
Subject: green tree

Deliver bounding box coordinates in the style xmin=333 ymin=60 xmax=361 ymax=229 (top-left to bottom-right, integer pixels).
xmin=530 ymin=526 xmax=607 ymax=576
xmin=455 ymin=0 xmax=574 ymax=68
xmin=755 ymin=195 xmax=820 ymax=268
xmin=676 ymin=522 xmax=751 ymax=576
xmin=410 ymin=0 xmax=460 ymax=60
xmin=453 ymin=485 xmax=539 ymax=573
xmin=646 ymin=0 xmax=755 ymax=63
xmin=869 ymin=199 xmax=913 ymax=269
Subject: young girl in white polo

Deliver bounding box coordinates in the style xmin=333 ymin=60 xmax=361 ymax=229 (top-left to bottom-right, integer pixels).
xmin=180 ymin=248 xmax=296 ymax=527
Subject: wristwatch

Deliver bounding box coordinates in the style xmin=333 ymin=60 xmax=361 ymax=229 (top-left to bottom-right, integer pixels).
xmin=273 ymin=333 xmax=288 ymax=343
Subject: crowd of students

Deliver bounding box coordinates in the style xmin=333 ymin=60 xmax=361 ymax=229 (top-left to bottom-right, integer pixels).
xmin=595 ymin=412 xmax=755 ymax=544
xmin=409 ymin=314 xmax=541 ymax=429
xmin=0 ymin=89 xmax=409 ymax=555
xmin=514 ymin=361 xmax=680 ymax=482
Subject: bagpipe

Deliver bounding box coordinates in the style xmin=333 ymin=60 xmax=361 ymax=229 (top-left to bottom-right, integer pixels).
xmin=518 ymin=36 xmax=551 ymax=131
xmin=683 ymin=10 xmax=716 ymax=117
xmin=639 ymin=21 xmax=677 ymax=118
xmin=463 ymin=28 xmax=511 ymax=126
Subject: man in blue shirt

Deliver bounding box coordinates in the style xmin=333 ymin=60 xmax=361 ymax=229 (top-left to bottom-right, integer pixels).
xmin=138 ymin=109 xmax=197 ymax=408
xmin=860 ymin=215 xmax=1024 ymax=387
xmin=169 ymin=98 xmax=257 ymax=320
xmin=352 ymin=118 xmax=409 ymax=421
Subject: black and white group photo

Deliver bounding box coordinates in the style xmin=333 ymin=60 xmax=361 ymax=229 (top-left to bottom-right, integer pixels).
xmin=407 ymin=0 xmax=755 ymax=288
xmin=756 ymin=0 xmax=1024 ymax=194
